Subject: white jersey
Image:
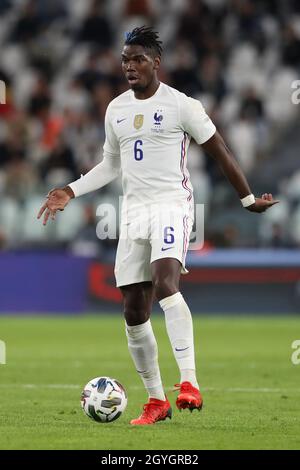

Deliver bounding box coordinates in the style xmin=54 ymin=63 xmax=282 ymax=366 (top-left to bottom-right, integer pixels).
xmin=103 ymin=82 xmax=216 ymax=211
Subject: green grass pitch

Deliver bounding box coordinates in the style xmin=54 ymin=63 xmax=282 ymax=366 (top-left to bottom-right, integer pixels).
xmin=0 ymin=314 xmax=300 ymax=450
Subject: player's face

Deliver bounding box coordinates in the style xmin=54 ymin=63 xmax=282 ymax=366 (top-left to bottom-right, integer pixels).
xmin=121 ymin=45 xmax=160 ymax=91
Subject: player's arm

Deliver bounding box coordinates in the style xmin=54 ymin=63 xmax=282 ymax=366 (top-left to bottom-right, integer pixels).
xmin=179 ymin=94 xmax=278 ymax=213
xmin=38 ymin=106 xmax=120 ymax=226
xmin=37 ymin=154 xmax=121 ymax=225
xmin=201 ymin=131 xmax=279 ymax=213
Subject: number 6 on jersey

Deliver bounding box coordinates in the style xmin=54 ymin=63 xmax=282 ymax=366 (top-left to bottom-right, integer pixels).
xmin=134 ymin=140 xmax=143 ymax=161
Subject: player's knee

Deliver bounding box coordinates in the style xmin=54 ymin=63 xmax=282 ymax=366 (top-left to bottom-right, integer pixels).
xmin=124 ymin=307 xmax=149 ymax=326
xmin=153 ymin=277 xmax=177 ymax=301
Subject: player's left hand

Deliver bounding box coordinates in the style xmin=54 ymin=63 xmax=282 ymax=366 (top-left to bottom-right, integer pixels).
xmin=246 ymin=193 xmax=279 ymax=213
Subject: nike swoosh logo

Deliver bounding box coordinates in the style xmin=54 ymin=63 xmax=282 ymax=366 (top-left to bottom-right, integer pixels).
xmin=117 ymin=118 xmax=127 ymax=124
xmin=161 ymin=247 xmax=173 ymax=251
xmin=175 ymin=347 xmax=189 ymax=352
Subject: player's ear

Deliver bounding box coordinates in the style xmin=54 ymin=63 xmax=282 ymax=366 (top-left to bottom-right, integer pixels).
xmin=153 ymin=56 xmax=160 ymax=70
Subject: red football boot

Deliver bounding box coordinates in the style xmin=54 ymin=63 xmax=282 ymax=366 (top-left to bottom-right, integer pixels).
xmin=130 ymin=397 xmax=172 ymax=425
xmin=174 ymin=381 xmax=203 ymax=412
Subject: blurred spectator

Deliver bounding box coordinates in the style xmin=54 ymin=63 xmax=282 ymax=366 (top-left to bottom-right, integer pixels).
xmin=124 ymin=0 xmax=153 ymax=18
xmin=281 ymin=22 xmax=300 ymax=69
xmin=35 ymin=0 xmax=67 ymax=25
xmin=227 ymin=117 xmax=257 ymax=175
xmin=0 ymin=229 xmax=7 ymax=250
xmin=170 ymin=40 xmax=198 ymax=96
xmin=239 ymin=88 xmax=265 ymax=121
xmin=78 ymin=0 xmax=113 ymax=48
xmin=234 ymin=0 xmax=264 ymax=45
xmin=197 ymin=54 xmax=227 ymax=103
xmin=0 ymin=0 xmax=11 ymax=15
xmin=269 ymin=223 xmax=289 ymax=248
xmin=58 ymin=78 xmax=90 ymax=114
xmin=71 ymin=204 xmax=103 ymax=257
xmin=40 ymin=135 xmax=78 ymax=183
xmin=10 ymin=0 xmax=41 ymax=43
xmin=4 ymin=159 xmax=37 ymax=202
xmin=177 ymin=0 xmax=213 ymax=50
xmin=92 ymin=81 xmax=115 ymax=121
xmin=77 ymin=52 xmax=106 ymax=93
xmin=28 ymin=75 xmax=51 ymax=117
xmin=207 ymin=223 xmax=240 ymax=248
xmin=63 ymin=110 xmax=103 ymax=172
xmin=0 ymin=131 xmax=26 ymax=169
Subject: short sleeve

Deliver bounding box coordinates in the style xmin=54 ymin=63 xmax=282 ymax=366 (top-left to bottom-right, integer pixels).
xmin=103 ymin=104 xmax=120 ymax=158
xmin=179 ymin=94 xmax=216 ymax=145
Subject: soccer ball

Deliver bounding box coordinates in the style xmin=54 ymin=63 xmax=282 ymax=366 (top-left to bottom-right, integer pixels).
xmin=81 ymin=376 xmax=127 ymax=423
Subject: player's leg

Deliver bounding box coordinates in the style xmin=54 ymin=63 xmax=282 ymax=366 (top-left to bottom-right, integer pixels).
xmin=151 ymin=258 xmax=202 ymax=411
xmin=151 ymin=258 xmax=198 ymax=386
xmin=121 ymin=282 xmax=171 ymax=424
xmin=121 ymin=282 xmax=165 ymax=400
xmin=121 ymin=281 xmax=153 ymax=326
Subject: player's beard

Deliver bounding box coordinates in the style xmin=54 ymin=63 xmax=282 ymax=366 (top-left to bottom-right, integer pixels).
xmin=129 ymin=81 xmax=146 ymax=92
xmin=129 ymin=75 xmax=154 ymax=93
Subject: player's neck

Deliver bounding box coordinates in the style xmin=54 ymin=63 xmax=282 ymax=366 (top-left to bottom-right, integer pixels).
xmin=133 ymin=79 xmax=160 ymax=100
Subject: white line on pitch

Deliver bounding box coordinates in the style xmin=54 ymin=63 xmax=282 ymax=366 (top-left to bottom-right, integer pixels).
xmin=0 ymin=384 xmax=299 ymax=393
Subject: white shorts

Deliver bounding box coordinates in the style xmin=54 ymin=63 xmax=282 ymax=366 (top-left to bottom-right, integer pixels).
xmin=114 ymin=203 xmax=193 ymax=287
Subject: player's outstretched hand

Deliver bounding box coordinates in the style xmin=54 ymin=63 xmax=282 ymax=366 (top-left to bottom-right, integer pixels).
xmin=37 ymin=188 xmax=73 ymax=226
xmin=246 ymin=193 xmax=279 ymax=213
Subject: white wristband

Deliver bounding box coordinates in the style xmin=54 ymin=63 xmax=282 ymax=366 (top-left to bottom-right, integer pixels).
xmin=241 ymin=194 xmax=255 ymax=208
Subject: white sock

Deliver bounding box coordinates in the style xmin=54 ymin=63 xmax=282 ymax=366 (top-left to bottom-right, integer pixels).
xmin=126 ymin=319 xmax=165 ymax=402
xmin=159 ymin=292 xmax=199 ymax=389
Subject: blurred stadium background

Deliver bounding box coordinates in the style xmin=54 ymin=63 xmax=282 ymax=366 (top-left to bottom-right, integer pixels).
xmin=0 ymin=0 xmax=300 ymax=314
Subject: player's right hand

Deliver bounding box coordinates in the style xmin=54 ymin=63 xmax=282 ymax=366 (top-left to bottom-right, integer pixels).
xmin=37 ymin=188 xmax=72 ymax=226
